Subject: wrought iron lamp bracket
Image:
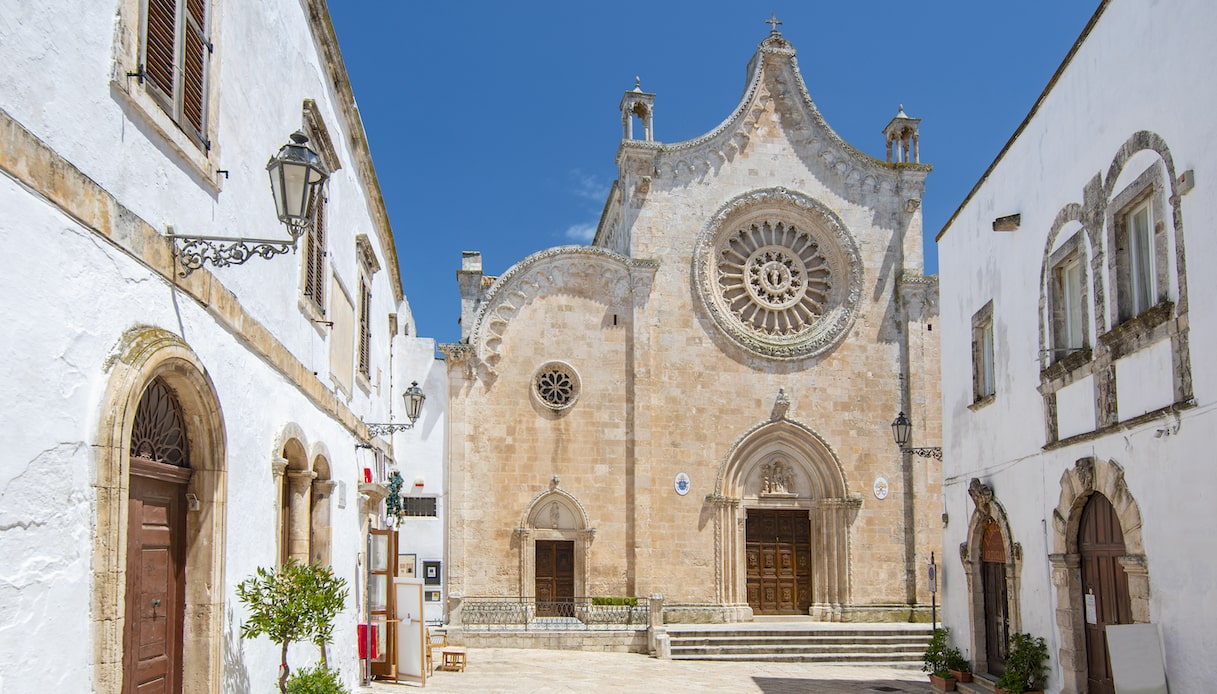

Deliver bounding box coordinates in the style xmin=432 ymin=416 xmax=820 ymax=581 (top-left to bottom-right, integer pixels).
xmin=169 ymin=227 xmax=298 ymax=277
xmin=903 ymin=446 xmax=943 ymax=460
xmin=364 ymin=421 xmax=416 ymax=437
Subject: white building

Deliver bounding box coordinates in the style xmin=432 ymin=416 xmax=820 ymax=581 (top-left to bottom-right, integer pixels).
xmin=0 ymin=0 xmax=442 ymax=691
xmin=937 ymin=1 xmax=1216 ymax=692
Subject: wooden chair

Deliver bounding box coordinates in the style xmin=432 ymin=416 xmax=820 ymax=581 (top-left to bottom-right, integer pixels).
xmin=425 ymin=627 xmax=447 ymax=674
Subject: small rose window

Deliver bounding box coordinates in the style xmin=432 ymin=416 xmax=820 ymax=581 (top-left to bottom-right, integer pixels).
xmin=533 ymin=361 xmax=580 ymax=411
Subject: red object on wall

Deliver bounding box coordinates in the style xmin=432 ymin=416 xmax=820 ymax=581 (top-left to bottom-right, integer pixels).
xmin=357 ymin=623 xmax=378 ymax=659
xmin=363 ymin=467 xmax=372 ymax=483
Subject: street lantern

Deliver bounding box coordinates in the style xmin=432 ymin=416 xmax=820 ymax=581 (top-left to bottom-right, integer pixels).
xmin=170 ymin=130 xmax=330 ymax=276
xmin=403 ymin=381 xmax=426 ymax=425
xmin=891 ymin=411 xmax=912 ymax=447
xmin=266 ymin=130 xmax=330 ymax=240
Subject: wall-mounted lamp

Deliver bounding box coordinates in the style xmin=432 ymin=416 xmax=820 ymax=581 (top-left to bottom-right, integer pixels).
xmin=364 ymin=381 xmax=427 ymax=437
xmin=891 ymin=411 xmax=943 ymax=460
xmin=171 ymin=131 xmax=329 ymax=276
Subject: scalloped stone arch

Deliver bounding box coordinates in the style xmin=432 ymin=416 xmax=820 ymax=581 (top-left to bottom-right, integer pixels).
xmin=468 ymin=246 xmax=653 ymax=373
xmin=1048 ymin=457 xmax=1150 ymax=694
xmin=709 ymin=417 xmax=856 ymax=620
xmin=516 ymin=483 xmax=595 ymax=598
xmin=94 ymin=326 xmax=227 ymax=694
xmin=694 ymin=187 xmax=863 ymax=361
xmin=959 ymin=479 xmax=1023 ymax=677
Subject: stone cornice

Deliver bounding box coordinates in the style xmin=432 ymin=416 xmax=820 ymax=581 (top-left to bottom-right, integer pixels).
xmin=304 ymin=0 xmax=403 ymax=303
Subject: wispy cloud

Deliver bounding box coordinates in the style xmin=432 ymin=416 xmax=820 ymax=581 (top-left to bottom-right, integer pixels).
xmin=564 ymin=222 xmax=597 ymax=243
xmin=569 ymin=169 xmax=609 ymax=202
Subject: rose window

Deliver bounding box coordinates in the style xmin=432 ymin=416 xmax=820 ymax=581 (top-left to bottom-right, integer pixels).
xmin=533 ymin=362 xmax=580 ymax=411
xmin=693 ymin=188 xmax=862 ymax=360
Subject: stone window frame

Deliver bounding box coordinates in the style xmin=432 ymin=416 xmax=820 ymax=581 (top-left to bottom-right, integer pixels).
xmin=298 ymin=101 xmax=342 ymax=328
xmin=110 ymin=0 xmax=224 ymax=187
xmin=1107 ymin=162 xmax=1169 ymax=327
xmin=970 ymin=300 xmax=996 ymax=407
xmin=1047 ymin=231 xmax=1090 ymax=364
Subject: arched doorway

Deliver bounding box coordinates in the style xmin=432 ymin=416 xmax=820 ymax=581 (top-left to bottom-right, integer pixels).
xmin=516 ymin=482 xmax=594 ymax=604
xmin=980 ymin=519 xmax=1009 ymax=676
xmin=94 ymin=327 xmax=227 ymax=694
xmin=712 ymin=418 xmax=853 ymax=620
xmin=124 ymin=377 xmax=191 ymax=694
xmin=1079 ymin=492 xmax=1130 ymax=694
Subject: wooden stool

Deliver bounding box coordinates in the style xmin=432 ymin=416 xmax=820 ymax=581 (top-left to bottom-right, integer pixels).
xmin=441 ymin=647 xmax=466 ymax=672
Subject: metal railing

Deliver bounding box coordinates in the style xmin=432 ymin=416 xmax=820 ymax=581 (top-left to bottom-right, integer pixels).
xmin=459 ymin=596 xmax=650 ymax=631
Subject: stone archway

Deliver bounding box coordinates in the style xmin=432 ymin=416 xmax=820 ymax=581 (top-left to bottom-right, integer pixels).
xmin=515 ymin=481 xmax=595 ymax=600
xmin=959 ymin=478 xmax=1022 ymax=677
xmin=94 ymin=327 xmax=227 ymax=694
xmin=1049 ymin=457 xmax=1149 ymax=694
xmin=711 ymin=417 xmax=855 ymax=621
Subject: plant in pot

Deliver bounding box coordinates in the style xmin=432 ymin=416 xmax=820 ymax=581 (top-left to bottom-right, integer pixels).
xmin=945 ymin=645 xmax=973 ymax=683
xmin=994 ymin=632 xmax=1049 ymax=694
xmin=922 ymin=627 xmax=956 ymax=692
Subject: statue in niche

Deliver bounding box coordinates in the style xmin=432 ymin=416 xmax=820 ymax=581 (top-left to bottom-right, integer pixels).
xmin=760 ymin=460 xmax=795 ymax=495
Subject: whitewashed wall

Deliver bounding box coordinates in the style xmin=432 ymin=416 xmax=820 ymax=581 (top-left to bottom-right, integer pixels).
xmin=0 ymin=0 xmax=407 ymax=692
xmin=938 ymin=1 xmax=1217 ymax=692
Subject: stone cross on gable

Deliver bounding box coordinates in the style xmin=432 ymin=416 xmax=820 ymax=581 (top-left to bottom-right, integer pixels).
xmin=765 ymin=12 xmax=783 ymax=33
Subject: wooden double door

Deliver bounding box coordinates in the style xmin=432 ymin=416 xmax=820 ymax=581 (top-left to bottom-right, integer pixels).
xmin=535 ymin=540 xmax=574 ymax=615
xmin=980 ymin=519 xmax=1009 ymax=676
xmin=745 ymin=510 xmax=812 ymax=614
xmin=1080 ymin=493 xmax=1130 ymax=694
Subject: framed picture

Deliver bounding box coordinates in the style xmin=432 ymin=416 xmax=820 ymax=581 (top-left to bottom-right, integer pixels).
xmin=398 ymin=554 xmax=416 ymax=578
xmin=423 ymin=560 xmax=441 ymax=585
xmin=425 ymin=590 xmax=441 ymax=602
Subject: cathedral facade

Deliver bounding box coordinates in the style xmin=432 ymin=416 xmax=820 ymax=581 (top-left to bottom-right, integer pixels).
xmin=442 ymin=29 xmax=941 ymax=622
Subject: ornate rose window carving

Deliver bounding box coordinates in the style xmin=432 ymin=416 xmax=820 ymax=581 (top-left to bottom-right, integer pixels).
xmin=694 ymin=188 xmax=862 ymax=360
xmin=533 ymin=361 xmax=580 ymax=411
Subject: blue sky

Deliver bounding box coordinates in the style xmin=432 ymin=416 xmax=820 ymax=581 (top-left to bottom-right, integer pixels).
xmin=327 ymin=2 xmax=1099 ymax=346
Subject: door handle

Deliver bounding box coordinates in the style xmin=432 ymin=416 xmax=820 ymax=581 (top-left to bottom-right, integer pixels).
xmin=151 ymin=598 xmax=161 ymax=608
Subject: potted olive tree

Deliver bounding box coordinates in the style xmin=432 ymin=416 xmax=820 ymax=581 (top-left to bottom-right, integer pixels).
xmin=237 ymin=561 xmax=350 ymax=694
xmin=922 ymin=627 xmax=957 ymax=692
xmin=995 ymin=632 xmax=1049 ymax=694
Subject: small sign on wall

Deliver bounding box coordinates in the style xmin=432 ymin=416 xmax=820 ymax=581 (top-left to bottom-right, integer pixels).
xmin=425 ymin=590 xmax=441 ymax=602
xmin=674 ymin=472 xmax=691 ymax=496
xmin=423 ymin=561 xmax=441 ymax=586
xmin=398 ymin=554 xmax=416 ymax=578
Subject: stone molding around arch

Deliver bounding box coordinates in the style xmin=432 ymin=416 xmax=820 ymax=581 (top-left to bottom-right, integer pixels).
xmin=708 ymin=417 xmax=857 ymax=621
xmin=1048 ymin=457 xmax=1150 ymax=694
xmin=94 ymin=326 xmax=227 ymax=694
xmin=515 ymin=481 xmax=595 ymax=599
xmin=958 ymin=478 xmax=1023 ymax=677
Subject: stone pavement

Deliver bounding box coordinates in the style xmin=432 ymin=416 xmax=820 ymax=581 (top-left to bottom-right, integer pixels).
xmin=363 ymin=647 xmax=928 ymax=693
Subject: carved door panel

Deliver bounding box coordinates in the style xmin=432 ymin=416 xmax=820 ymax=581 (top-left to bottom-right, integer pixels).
xmin=745 ymin=510 xmax=811 ymax=615
xmin=1080 ymin=493 xmax=1130 ymax=694
xmin=124 ymin=472 xmax=186 ymax=694
xmin=535 ymin=540 xmax=574 ymax=616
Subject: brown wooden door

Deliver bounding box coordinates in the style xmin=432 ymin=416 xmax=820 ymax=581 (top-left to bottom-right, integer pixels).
xmin=981 ymin=519 xmax=1008 ymax=676
xmin=746 ymin=510 xmax=811 ymax=614
xmin=369 ymin=528 xmax=398 ymax=679
xmin=123 ymin=471 xmax=187 ymax=694
xmin=1080 ymin=493 xmax=1130 ymax=694
xmin=535 ymin=540 xmax=574 ymax=616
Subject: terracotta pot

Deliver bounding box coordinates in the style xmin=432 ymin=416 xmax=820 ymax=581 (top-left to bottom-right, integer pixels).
xmin=929 ymin=674 xmax=957 ymax=692
xmin=950 ymin=669 xmax=973 ymax=683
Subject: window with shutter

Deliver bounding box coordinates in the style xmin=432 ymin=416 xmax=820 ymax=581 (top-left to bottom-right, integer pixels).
xmin=358 ymin=279 xmax=371 ymax=378
xmin=140 ymin=0 xmax=211 ymax=148
xmin=303 ymin=196 xmax=327 ymax=313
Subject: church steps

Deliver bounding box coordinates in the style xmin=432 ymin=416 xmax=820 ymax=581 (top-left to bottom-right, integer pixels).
xmin=666 ymin=625 xmax=931 ymax=665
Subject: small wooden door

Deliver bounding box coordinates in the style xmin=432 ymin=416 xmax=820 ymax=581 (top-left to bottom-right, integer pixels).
xmin=980 ymin=519 xmax=1008 ymax=676
xmin=123 ymin=467 xmax=188 ymax=694
xmin=369 ymin=528 xmax=398 ymax=679
xmin=746 ymin=510 xmax=811 ymax=614
xmin=535 ymin=540 xmax=574 ymax=615
xmin=1080 ymin=493 xmax=1130 ymax=694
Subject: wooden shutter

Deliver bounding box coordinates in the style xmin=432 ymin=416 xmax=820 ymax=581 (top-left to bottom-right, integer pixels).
xmin=144 ymin=0 xmax=178 ymax=102
xmin=182 ymin=0 xmax=210 ymax=143
xmin=358 ymin=280 xmax=371 ymax=377
xmin=304 ymin=196 xmax=326 ymax=311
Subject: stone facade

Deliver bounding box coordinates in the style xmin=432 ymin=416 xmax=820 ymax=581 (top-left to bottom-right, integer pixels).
xmin=937 ymin=1 xmax=1217 ymax=691
xmin=443 ymin=30 xmax=941 ymax=623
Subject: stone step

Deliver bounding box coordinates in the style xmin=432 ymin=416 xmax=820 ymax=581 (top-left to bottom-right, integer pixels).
xmin=666 ymin=623 xmax=932 ymax=665
xmin=671 ymin=634 xmax=931 ymax=645
xmin=669 ymin=651 xmax=922 ymax=666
